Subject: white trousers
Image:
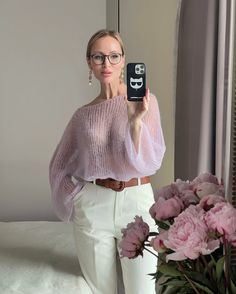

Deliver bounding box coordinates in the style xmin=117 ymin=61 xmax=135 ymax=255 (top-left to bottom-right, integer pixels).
xmin=73 ymin=182 xmax=157 ymax=294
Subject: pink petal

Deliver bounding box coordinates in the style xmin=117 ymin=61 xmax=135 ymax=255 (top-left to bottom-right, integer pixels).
xmin=166 ymin=251 xmax=186 ymax=262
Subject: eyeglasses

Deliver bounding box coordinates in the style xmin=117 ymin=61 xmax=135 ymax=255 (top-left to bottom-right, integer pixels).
xmin=90 ymin=53 xmax=123 ymax=65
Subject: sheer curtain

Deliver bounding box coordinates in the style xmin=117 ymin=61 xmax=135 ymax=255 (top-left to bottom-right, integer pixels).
xmin=174 ymin=0 xmax=230 ymax=181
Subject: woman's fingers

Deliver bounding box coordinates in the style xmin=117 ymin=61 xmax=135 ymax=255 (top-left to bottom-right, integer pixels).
xmin=125 ymin=89 xmax=150 ymax=122
xmin=145 ymin=88 xmax=150 ymax=99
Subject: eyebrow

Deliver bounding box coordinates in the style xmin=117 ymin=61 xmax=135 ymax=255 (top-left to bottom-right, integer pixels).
xmin=91 ymin=51 xmax=122 ymax=55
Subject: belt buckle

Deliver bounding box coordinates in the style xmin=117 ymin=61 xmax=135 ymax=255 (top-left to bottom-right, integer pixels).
xmin=111 ymin=180 xmax=125 ymax=192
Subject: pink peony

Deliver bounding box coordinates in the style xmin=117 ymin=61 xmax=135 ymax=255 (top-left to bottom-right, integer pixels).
xmin=192 ymin=172 xmax=219 ymax=185
xmin=153 ymin=184 xmax=179 ymax=201
xmin=149 ymin=196 xmax=184 ymax=221
xmin=227 ymin=233 xmax=236 ymax=246
xmin=175 ymin=179 xmax=192 ymax=193
xmin=179 ymin=189 xmax=199 ymax=207
xmin=173 ymin=179 xmax=199 ymax=207
xmin=120 ymin=216 xmax=149 ymax=259
xmin=191 ymin=172 xmax=225 ymax=200
xmin=150 ymin=231 xmax=168 ymax=253
xmin=199 ymin=194 xmax=226 ymax=210
xmin=205 ymin=202 xmax=236 ymax=245
xmin=164 ymin=205 xmax=220 ymax=261
xmin=195 ymin=182 xmax=225 ymax=199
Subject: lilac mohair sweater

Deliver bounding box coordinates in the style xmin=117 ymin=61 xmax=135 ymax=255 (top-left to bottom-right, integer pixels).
xmin=49 ymin=94 xmax=166 ymax=221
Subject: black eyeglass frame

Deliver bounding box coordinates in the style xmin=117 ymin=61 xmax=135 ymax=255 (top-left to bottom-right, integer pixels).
xmin=89 ymin=53 xmax=123 ymax=65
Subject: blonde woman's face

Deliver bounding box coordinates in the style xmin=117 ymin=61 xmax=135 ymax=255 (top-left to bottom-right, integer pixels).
xmin=88 ymin=36 xmax=125 ymax=85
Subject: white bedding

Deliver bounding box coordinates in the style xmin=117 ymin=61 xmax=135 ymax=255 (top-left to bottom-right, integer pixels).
xmin=0 ymin=221 xmax=125 ymax=294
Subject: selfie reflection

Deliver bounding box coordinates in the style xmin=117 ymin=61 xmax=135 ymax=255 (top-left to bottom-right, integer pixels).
xmin=1 ymin=0 xmax=235 ymax=294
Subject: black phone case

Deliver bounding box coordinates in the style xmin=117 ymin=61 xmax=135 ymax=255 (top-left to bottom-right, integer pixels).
xmin=127 ymin=62 xmax=146 ymax=101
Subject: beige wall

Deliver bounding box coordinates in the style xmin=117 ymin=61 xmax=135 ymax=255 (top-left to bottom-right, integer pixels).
xmin=120 ymin=0 xmax=179 ymax=187
xmin=106 ymin=0 xmax=119 ymax=31
xmin=0 ymin=0 xmax=178 ymax=220
xmin=0 ymin=0 xmax=106 ymax=221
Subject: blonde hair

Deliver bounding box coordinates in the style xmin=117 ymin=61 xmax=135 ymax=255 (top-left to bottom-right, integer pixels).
xmin=86 ymin=29 xmax=125 ymax=58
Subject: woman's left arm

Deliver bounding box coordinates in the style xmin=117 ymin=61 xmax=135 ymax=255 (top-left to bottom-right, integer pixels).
xmin=125 ymin=90 xmax=166 ymax=175
xmin=126 ymin=89 xmax=151 ymax=152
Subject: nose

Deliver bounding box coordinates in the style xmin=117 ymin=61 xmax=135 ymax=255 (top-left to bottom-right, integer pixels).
xmin=102 ymin=56 xmax=110 ymax=66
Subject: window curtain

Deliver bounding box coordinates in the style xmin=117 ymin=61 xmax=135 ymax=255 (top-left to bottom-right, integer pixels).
xmin=174 ymin=0 xmax=230 ymax=181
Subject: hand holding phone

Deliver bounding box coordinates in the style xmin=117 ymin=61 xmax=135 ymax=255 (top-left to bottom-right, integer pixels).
xmin=126 ymin=63 xmax=146 ymax=101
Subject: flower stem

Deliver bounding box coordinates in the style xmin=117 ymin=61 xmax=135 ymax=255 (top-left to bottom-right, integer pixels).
xmin=183 ymin=273 xmax=201 ymax=294
xmin=177 ymin=261 xmax=201 ymax=294
xmin=144 ymin=241 xmax=168 ymax=263
xmin=200 ymin=255 xmax=212 ymax=280
xmin=144 ymin=247 xmax=158 ymax=258
xmin=223 ymin=236 xmax=230 ymax=291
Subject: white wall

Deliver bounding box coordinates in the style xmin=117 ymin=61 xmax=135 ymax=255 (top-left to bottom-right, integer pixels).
xmin=120 ymin=0 xmax=179 ymax=187
xmin=0 ymin=0 xmax=106 ymax=221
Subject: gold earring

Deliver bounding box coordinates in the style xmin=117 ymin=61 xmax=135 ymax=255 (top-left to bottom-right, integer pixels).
xmin=89 ymin=70 xmax=92 ymax=86
xmin=120 ymin=68 xmax=124 ymax=83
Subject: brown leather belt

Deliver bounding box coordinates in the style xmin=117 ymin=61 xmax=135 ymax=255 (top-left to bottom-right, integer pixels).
xmin=93 ymin=177 xmax=150 ymax=192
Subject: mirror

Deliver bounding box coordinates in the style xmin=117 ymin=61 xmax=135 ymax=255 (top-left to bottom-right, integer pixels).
xmin=0 ymin=0 xmax=233 ymax=221
xmin=0 ymin=0 xmax=235 ymax=293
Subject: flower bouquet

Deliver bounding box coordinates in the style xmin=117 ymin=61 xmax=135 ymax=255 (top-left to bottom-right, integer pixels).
xmin=120 ymin=173 xmax=236 ymax=294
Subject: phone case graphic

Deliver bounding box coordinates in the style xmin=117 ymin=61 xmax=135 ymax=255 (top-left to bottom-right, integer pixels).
xmin=127 ymin=63 xmax=146 ymax=101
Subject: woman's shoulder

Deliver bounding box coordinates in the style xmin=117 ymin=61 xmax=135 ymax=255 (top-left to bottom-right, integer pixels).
xmin=70 ymin=98 xmax=99 ymax=117
xmin=79 ymin=95 xmax=124 ymax=110
xmin=81 ymin=97 xmax=103 ymax=108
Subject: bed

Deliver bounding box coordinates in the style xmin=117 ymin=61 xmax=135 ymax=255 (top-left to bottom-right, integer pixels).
xmin=0 ymin=221 xmax=125 ymax=294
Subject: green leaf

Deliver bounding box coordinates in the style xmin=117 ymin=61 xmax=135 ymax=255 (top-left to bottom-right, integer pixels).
xmin=155 ymin=272 xmax=168 ymax=285
xmin=210 ymin=253 xmax=217 ymax=266
xmin=207 ymin=258 xmax=216 ymax=270
xmin=178 ymin=287 xmax=195 ymax=294
xmin=158 ymin=264 xmax=183 ymax=277
xmin=148 ymin=273 xmax=158 ymax=281
xmin=156 ymin=282 xmax=164 ymax=294
xmin=160 ymin=279 xmax=188 ymax=287
xmin=148 ymin=270 xmax=163 ymax=283
xmin=216 ymin=256 xmax=225 ymax=282
xmin=158 ymin=279 xmax=192 ymax=294
xmin=230 ymin=279 xmax=236 ymax=294
xmin=192 ymin=281 xmax=215 ymax=294
xmin=162 ymin=285 xmax=193 ymax=294
xmin=148 ymin=273 xmax=157 ymax=277
xmin=218 ymin=281 xmax=226 ymax=294
xmin=155 ymin=219 xmax=170 ymax=230
xmin=181 ymin=270 xmax=214 ymax=291
xmin=157 ymin=276 xmax=170 ymax=293
xmin=149 ymin=232 xmax=159 ymax=236
xmin=164 ymin=286 xmax=181 ymax=294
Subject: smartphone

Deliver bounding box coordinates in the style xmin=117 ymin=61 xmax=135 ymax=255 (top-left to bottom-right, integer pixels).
xmin=126 ymin=62 xmax=146 ymax=101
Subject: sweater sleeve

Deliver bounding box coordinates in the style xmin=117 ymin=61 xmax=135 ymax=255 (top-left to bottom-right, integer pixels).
xmin=49 ymin=114 xmax=82 ymax=221
xmin=124 ymin=94 xmax=166 ymax=175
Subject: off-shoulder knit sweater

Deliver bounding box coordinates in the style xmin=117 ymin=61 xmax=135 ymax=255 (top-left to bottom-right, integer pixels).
xmin=49 ymin=94 xmax=166 ymax=221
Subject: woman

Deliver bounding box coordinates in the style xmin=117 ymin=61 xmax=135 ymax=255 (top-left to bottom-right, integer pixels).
xmin=49 ymin=29 xmax=166 ymax=294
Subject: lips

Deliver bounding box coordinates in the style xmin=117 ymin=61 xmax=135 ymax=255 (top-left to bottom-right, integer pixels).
xmin=101 ymin=71 xmax=112 ymax=76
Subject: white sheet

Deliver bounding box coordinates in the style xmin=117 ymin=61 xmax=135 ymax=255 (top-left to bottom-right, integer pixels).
xmin=0 ymin=221 xmax=125 ymax=294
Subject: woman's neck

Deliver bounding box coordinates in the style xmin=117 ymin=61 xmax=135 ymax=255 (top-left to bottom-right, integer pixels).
xmin=99 ymin=82 xmax=126 ymax=100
